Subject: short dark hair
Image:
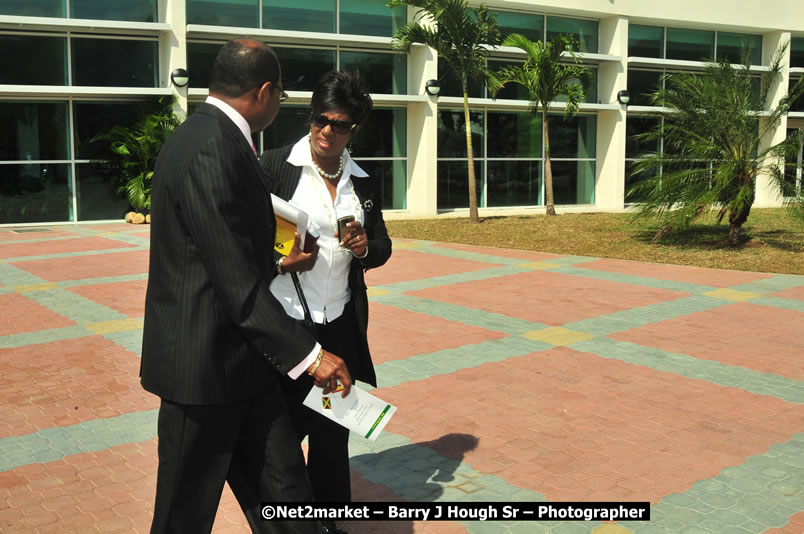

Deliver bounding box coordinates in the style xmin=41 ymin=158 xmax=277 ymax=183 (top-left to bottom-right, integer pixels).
xmin=310 ymin=70 xmax=373 ymax=126
xmin=209 ymin=39 xmax=280 ymax=98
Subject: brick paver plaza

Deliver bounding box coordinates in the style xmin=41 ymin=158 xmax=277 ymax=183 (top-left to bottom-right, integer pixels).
xmin=1 ymin=223 xmax=802 ymax=533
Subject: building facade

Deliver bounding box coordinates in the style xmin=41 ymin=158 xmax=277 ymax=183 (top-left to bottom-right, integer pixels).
xmin=1 ymin=0 xmax=803 ymax=225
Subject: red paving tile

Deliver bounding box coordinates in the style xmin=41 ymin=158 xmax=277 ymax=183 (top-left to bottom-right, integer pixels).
xmin=0 ymin=237 xmax=135 ymax=259
xmin=772 ymin=285 xmax=804 ymax=301
xmin=374 ymin=347 xmax=804 ymax=504
xmin=577 ymin=258 xmax=775 ymax=287
xmin=0 ymin=439 xmax=453 ymax=534
xmin=434 ymin=242 xmax=563 ymax=262
xmin=405 ymin=270 xmax=689 ymax=325
xmin=11 ymin=250 xmax=150 ymax=282
xmin=611 ymin=302 xmax=804 ymax=380
xmin=0 ymin=228 xmax=81 ymax=243
xmin=68 ymin=280 xmax=148 ymax=318
xmin=79 ymin=223 xmax=144 ymax=233
xmin=0 ymin=293 xmax=75 ymax=336
xmin=0 ymin=337 xmax=157 ymax=438
xmin=367 ymin=302 xmax=507 ymax=364
xmin=364 ymin=249 xmax=498 ymax=286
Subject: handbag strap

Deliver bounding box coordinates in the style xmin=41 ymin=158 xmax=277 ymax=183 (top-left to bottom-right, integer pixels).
xmin=290 ymin=271 xmax=314 ymax=327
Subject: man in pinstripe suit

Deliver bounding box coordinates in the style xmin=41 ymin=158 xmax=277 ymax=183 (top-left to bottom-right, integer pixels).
xmin=140 ymin=39 xmax=350 ymax=533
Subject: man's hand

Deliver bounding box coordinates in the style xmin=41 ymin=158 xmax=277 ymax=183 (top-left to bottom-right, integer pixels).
xmin=310 ymin=350 xmax=352 ymax=397
xmin=282 ymin=232 xmax=318 ymax=272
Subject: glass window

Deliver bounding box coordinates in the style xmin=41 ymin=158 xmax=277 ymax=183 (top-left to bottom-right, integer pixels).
xmin=790 ymin=38 xmax=804 ymax=68
xmin=351 ymin=108 xmax=406 ymax=158
xmin=340 ymin=0 xmax=406 ymax=37
xmin=262 ymin=0 xmax=334 ymax=33
xmin=72 ymin=38 xmax=157 ymax=87
xmin=548 ymin=114 xmax=595 ymax=159
xmin=0 ymin=35 xmax=66 ymax=85
xmin=487 ymin=160 xmax=541 ymax=207
xmin=487 ymin=112 xmax=540 ymax=158
xmin=496 ymin=11 xmax=543 ymax=43
xmin=717 ymin=32 xmax=761 ymax=65
xmin=0 ymin=101 xmax=70 ymax=161
xmin=666 ymin=28 xmax=714 ymax=62
xmin=0 ymin=0 xmax=64 ymax=17
xmin=437 ymin=110 xmax=483 ymax=158
xmin=73 ymin=101 xmax=160 ymax=159
xmin=790 ymin=78 xmax=804 ymax=112
xmin=487 ymin=59 xmax=529 ymax=100
xmin=437 ymin=161 xmax=483 ymax=210
xmin=187 ymin=42 xmax=221 ymax=88
xmin=188 ymin=0 xmax=258 ymax=28
xmin=437 ymin=62 xmax=484 ymax=98
xmin=546 ymin=16 xmax=598 ymax=53
xmin=356 ymin=160 xmax=407 ymax=210
xmin=0 ymin=163 xmax=71 ymax=223
xmin=629 ymin=24 xmax=663 ymax=58
xmin=262 ymin=105 xmax=310 ymax=151
xmin=340 ymin=51 xmax=406 ymax=94
xmin=70 ymin=0 xmax=156 ymax=22
xmin=550 ymin=160 xmax=594 ymax=204
xmin=626 ymin=116 xmax=660 ymax=158
xmin=76 ymin=163 xmax=129 ymax=220
xmin=628 ymin=69 xmax=662 ymax=106
xmin=274 ymin=47 xmax=335 ymax=91
xmin=554 ymin=66 xmax=597 ymax=104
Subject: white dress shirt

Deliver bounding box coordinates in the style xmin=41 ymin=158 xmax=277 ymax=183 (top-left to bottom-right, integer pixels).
xmin=270 ymin=135 xmax=368 ymax=324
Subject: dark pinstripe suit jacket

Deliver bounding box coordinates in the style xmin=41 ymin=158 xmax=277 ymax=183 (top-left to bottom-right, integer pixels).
xmin=140 ymin=104 xmax=318 ymax=405
xmin=259 ymin=143 xmax=392 ymax=387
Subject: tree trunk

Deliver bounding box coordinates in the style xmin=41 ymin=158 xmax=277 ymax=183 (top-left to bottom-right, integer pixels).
xmin=543 ymin=110 xmax=556 ymax=216
xmin=728 ymin=223 xmax=741 ymax=246
xmin=463 ymin=87 xmax=479 ymax=224
xmin=727 ymin=182 xmax=753 ymax=246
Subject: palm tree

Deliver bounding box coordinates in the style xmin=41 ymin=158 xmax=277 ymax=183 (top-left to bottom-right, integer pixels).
xmin=489 ymin=34 xmax=589 ymax=215
xmin=628 ymin=46 xmax=804 ymax=245
xmin=389 ymin=0 xmax=501 ymax=223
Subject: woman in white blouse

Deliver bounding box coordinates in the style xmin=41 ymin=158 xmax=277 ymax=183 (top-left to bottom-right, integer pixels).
xmin=259 ymin=70 xmax=392 ymax=534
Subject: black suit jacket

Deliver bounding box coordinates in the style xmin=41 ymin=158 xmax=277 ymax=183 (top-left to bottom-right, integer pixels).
xmin=141 ymin=104 xmax=318 ymax=405
xmin=259 ymin=143 xmax=392 ymax=387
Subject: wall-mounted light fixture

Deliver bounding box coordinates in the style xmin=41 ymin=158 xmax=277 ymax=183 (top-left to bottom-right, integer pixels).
xmin=617 ymin=89 xmax=630 ymax=105
xmin=170 ymin=68 xmax=190 ymax=88
xmin=424 ymin=79 xmax=441 ymax=96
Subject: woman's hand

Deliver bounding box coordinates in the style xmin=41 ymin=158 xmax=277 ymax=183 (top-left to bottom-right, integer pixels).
xmin=282 ymin=232 xmax=318 ymax=272
xmin=338 ymin=221 xmax=367 ymax=257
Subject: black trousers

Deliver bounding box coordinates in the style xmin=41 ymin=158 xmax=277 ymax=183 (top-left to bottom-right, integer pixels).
xmin=150 ymin=384 xmax=321 ymax=534
xmin=282 ymin=300 xmax=360 ymax=503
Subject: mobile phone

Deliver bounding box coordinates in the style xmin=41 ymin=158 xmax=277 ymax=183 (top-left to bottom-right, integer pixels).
xmin=337 ymin=215 xmax=355 ymax=241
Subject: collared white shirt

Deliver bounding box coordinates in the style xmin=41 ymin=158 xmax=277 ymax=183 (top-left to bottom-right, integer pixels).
xmin=270 ymin=135 xmax=368 ymax=324
xmin=206 ymin=97 xmax=317 ymax=378
xmin=205 ymin=96 xmax=257 ymax=154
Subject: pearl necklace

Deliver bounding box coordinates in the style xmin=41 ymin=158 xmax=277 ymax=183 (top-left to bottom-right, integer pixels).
xmin=310 ymin=150 xmax=344 ymax=181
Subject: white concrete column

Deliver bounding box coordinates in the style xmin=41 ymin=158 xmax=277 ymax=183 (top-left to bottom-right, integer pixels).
xmin=403 ymin=5 xmax=439 ymax=216
xmin=160 ymin=0 xmax=188 ymax=119
xmin=594 ymin=15 xmax=628 ymax=210
xmin=755 ymin=31 xmax=791 ymax=207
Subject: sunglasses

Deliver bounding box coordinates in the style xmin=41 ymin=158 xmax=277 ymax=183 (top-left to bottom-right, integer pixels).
xmin=312 ymin=114 xmax=356 ymax=135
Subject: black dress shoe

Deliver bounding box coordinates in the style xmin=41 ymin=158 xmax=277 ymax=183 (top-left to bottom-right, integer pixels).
xmin=322 ymin=519 xmax=348 ymax=534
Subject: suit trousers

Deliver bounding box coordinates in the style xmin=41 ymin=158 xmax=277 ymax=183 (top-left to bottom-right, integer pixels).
xmin=282 ymin=299 xmax=359 ymax=503
xmin=150 ymin=383 xmax=321 ymax=534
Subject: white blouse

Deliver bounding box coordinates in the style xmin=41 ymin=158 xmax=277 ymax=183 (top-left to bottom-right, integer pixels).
xmin=270 ymin=136 xmax=367 ymax=324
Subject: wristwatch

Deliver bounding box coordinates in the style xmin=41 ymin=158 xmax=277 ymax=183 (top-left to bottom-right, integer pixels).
xmin=276 ymin=256 xmax=286 ymax=275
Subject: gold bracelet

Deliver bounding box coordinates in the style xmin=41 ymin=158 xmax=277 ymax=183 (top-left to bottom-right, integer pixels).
xmin=307 ymin=349 xmax=324 ymax=376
